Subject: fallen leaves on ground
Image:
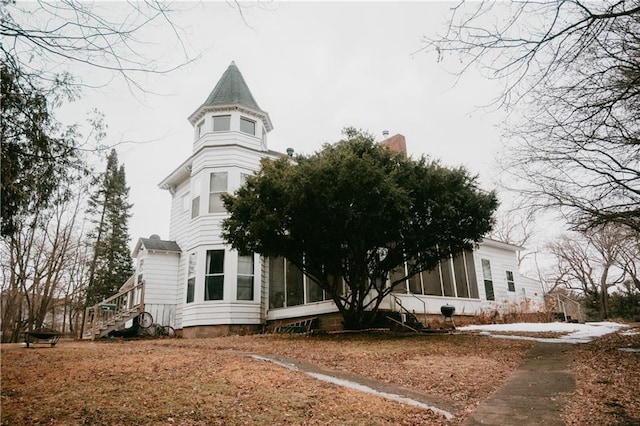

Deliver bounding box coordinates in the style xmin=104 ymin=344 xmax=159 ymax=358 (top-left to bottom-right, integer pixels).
xmin=2 ymin=327 xmax=638 ymax=425
xmin=563 ymin=325 xmax=640 ymax=426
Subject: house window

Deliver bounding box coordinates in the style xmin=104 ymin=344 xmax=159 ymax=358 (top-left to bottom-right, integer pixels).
xmin=453 ymin=254 xmax=469 ymax=298
xmin=286 ymin=259 xmax=304 ymax=306
xmin=186 ymin=253 xmax=196 ymax=303
xmin=137 ymin=259 xmax=144 ymax=284
xmin=191 ymin=175 xmax=201 ymax=219
xmin=205 ymin=250 xmax=224 ymax=300
xmin=441 ymin=258 xmax=455 ymax=297
xmin=237 ymin=254 xmax=254 ymax=301
xmin=481 ymin=259 xmax=495 ymax=301
xmin=191 ymin=197 xmax=200 ymax=219
xmin=197 ymin=120 xmax=204 ymax=137
xmin=269 ymin=256 xmax=285 ymax=308
xmin=213 ymin=115 xmax=231 ymax=132
xmin=390 ymin=265 xmax=407 ymax=294
xmin=422 ymin=266 xmax=443 ymax=296
xmin=306 ymin=276 xmax=324 ymax=303
xmin=506 ymin=270 xmax=515 ymax=292
xmin=209 ymin=172 xmax=228 ymax=213
xmin=407 ymin=260 xmax=422 ymax=294
xmin=182 ymin=194 xmax=190 ymax=213
xmin=465 ymin=250 xmax=480 ymax=298
xmin=240 ymin=117 xmax=256 ymax=135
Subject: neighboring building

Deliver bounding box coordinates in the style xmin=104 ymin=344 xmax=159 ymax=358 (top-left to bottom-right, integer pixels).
xmin=83 ymin=62 xmax=546 ymax=339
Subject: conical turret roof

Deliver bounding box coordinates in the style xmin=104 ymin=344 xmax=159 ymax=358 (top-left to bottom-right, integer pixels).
xmin=188 ymin=61 xmax=272 ymax=131
xmin=202 ymin=61 xmax=264 ymax=113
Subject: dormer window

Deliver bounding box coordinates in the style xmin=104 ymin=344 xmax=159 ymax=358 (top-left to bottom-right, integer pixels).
xmin=213 ymin=115 xmax=231 ymax=132
xmin=240 ymin=117 xmax=256 ymax=135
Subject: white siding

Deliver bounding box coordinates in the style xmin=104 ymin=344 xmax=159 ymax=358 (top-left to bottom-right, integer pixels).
xmin=182 ymin=302 xmax=262 ymax=326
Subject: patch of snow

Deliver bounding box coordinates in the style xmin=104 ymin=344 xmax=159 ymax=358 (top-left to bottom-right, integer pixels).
xmin=620 ymin=329 xmax=639 ymax=336
xmin=307 ymin=372 xmax=454 ymax=420
xmin=617 ymin=348 xmax=640 ymax=353
xmin=459 ymin=321 xmax=628 ymax=344
xmin=249 ymin=354 xmax=454 ymax=419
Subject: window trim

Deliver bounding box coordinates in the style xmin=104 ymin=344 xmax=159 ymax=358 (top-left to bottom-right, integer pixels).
xmin=208 ymin=172 xmax=228 ymax=214
xmin=213 ymin=115 xmax=231 ymax=132
xmin=481 ymin=258 xmax=495 ymax=301
xmin=240 ymin=116 xmax=256 ymax=135
xmin=204 ymin=250 xmax=225 ymax=301
xmin=506 ymin=270 xmax=515 ymax=292
xmin=236 ymin=254 xmax=255 ymax=301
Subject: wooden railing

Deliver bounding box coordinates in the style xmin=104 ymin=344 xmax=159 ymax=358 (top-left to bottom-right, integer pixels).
xmin=82 ymin=276 xmax=145 ymax=340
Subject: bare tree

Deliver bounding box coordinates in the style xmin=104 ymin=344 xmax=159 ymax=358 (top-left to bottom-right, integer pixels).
xmin=489 ymin=205 xmax=537 ymax=267
xmin=1 ymin=1 xmax=194 ymax=92
xmin=0 ymin=177 xmax=90 ymax=342
xmin=425 ymin=1 xmax=640 ymax=233
xmin=546 ymin=225 xmax=633 ymax=320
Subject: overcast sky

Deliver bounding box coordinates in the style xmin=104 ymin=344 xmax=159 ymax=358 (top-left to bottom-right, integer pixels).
xmin=57 ymin=2 xmax=508 ymax=250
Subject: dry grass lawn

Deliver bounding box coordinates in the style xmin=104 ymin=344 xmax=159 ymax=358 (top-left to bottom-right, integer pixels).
xmin=1 ymin=329 xmax=638 ymax=425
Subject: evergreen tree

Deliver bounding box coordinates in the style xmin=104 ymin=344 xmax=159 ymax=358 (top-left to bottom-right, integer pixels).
xmin=86 ymin=149 xmax=133 ymax=305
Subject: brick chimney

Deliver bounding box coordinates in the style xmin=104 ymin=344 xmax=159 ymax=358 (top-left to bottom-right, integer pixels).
xmin=380 ymin=133 xmax=407 ymax=156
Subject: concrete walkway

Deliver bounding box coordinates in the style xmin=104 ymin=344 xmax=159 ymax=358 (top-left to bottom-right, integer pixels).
xmin=248 ymin=340 xmax=575 ymax=425
xmin=463 ymin=342 xmax=575 ymax=426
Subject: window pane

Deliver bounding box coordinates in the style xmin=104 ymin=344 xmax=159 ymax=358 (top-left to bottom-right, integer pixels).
xmin=441 ymin=259 xmax=455 ymax=297
xmin=207 ymin=250 xmax=224 ymax=274
xmin=481 ymin=259 xmax=495 ymax=301
xmin=209 ymin=172 xmax=228 ymax=213
xmin=307 ymin=276 xmax=324 ymax=303
xmin=205 ymin=276 xmax=224 ymax=300
xmin=481 ymin=259 xmax=493 ymax=280
xmin=209 ymin=193 xmax=225 ymax=213
xmin=240 ymin=117 xmax=255 ymax=135
xmin=237 ymin=254 xmax=254 ymax=301
xmin=465 ymin=250 xmax=479 ymax=298
xmin=238 ymin=255 xmax=254 ymax=275
xmin=422 ymin=266 xmax=442 ymax=296
xmin=237 ymin=276 xmax=254 ymax=301
xmin=269 ymin=257 xmax=285 ymax=308
xmin=213 ymin=115 xmax=230 ymax=131
xmin=506 ymin=270 xmax=515 ymax=292
xmin=453 ymin=254 xmax=469 ymax=298
xmin=210 ymin=172 xmax=227 ymax=192
xmin=390 ymin=265 xmax=407 ymax=293
xmin=191 ymin=196 xmax=200 ymax=219
xmin=197 ymin=121 xmax=204 ymax=137
xmin=286 ymin=260 xmax=304 ymax=306
xmin=407 ymin=259 xmax=422 ymax=294
xmin=186 ymin=278 xmax=195 ymax=303
xmin=186 ymin=253 xmax=197 ymax=303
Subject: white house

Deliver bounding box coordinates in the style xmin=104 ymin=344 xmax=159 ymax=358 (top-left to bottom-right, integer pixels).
xmin=83 ymin=62 xmax=546 ymax=339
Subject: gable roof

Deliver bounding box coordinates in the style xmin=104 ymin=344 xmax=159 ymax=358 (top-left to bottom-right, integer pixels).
xmin=132 ymin=235 xmax=181 ymax=257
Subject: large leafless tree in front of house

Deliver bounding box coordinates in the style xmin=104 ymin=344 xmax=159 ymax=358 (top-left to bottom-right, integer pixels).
xmin=425 ymin=1 xmax=640 ymax=233
xmin=546 ymin=225 xmax=636 ymax=320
